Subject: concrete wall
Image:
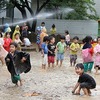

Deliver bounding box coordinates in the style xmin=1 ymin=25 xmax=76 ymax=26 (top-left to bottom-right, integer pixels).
xmin=0 ymin=18 xmax=98 ymax=40
xmin=37 ymin=19 xmax=98 ymax=39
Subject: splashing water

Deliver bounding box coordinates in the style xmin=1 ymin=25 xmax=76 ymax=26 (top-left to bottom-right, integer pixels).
xmin=0 ymin=12 xmax=54 ymax=27
xmin=0 ymin=8 xmax=74 ymax=27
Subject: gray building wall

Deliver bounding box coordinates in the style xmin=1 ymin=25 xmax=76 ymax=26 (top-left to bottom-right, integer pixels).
xmin=37 ymin=19 xmax=98 ymax=39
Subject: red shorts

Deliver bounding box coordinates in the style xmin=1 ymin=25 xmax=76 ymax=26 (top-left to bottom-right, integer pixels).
xmin=48 ymin=56 xmax=55 ymax=63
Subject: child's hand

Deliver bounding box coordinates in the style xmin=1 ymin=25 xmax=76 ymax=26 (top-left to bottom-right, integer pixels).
xmin=41 ymin=54 xmax=44 ymax=57
xmin=6 ymin=58 xmax=10 ymax=62
xmin=21 ymin=57 xmax=26 ymax=63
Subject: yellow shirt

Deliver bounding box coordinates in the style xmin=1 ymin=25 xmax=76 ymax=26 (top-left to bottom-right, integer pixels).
xmin=70 ymin=43 xmax=80 ymax=55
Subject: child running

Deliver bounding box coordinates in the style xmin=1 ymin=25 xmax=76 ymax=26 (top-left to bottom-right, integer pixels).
xmin=5 ymin=42 xmax=31 ymax=86
xmin=48 ymin=36 xmax=56 ymax=68
xmin=94 ymin=36 xmax=100 ymax=75
xmin=72 ymin=63 xmax=96 ymax=96
xmin=70 ymin=36 xmax=80 ymax=66
xmin=82 ymin=36 xmax=93 ymax=72
xmin=41 ymin=36 xmax=49 ymax=70
xmin=56 ymin=36 xmax=66 ymax=67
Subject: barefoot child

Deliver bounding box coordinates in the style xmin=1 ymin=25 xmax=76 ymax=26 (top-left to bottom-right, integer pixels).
xmin=72 ymin=63 xmax=96 ymax=96
xmin=94 ymin=37 xmax=100 ymax=74
xmin=82 ymin=36 xmax=93 ymax=72
xmin=70 ymin=36 xmax=80 ymax=66
xmin=56 ymin=36 xmax=66 ymax=67
xmin=5 ymin=42 xmax=31 ymax=86
xmin=48 ymin=36 xmax=56 ymax=68
xmin=41 ymin=36 xmax=49 ymax=69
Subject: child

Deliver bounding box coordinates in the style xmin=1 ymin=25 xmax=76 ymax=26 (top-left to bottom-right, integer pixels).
xmin=72 ymin=63 xmax=96 ymax=96
xmin=70 ymin=36 xmax=80 ymax=66
xmin=56 ymin=36 xmax=66 ymax=67
xmin=40 ymin=28 xmax=48 ymax=44
xmin=0 ymin=32 xmax=8 ymax=65
xmin=50 ymin=24 xmax=56 ymax=35
xmin=48 ymin=36 xmax=56 ymax=68
xmin=82 ymin=36 xmax=93 ymax=72
xmin=5 ymin=42 xmax=31 ymax=86
xmin=14 ymin=33 xmax=22 ymax=51
xmin=12 ymin=25 xmax=20 ymax=41
xmin=36 ymin=26 xmax=42 ymax=52
xmin=41 ymin=36 xmax=49 ymax=70
xmin=94 ymin=37 xmax=100 ymax=75
xmin=65 ymin=30 xmax=70 ymax=48
xmin=3 ymin=32 xmax=12 ymax=52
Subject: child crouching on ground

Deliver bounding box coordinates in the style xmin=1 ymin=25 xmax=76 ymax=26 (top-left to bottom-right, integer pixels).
xmin=72 ymin=63 xmax=96 ymax=96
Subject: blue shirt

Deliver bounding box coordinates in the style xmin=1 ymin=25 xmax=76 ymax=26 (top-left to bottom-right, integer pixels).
xmin=41 ymin=43 xmax=48 ymax=54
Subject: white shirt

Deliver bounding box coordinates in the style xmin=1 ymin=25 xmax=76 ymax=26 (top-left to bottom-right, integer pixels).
xmin=24 ymin=38 xmax=31 ymax=46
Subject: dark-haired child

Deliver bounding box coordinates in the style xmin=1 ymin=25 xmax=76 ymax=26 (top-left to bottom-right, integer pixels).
xmin=65 ymin=30 xmax=70 ymax=48
xmin=72 ymin=63 xmax=96 ymax=96
xmin=70 ymin=36 xmax=80 ymax=66
xmin=56 ymin=36 xmax=66 ymax=67
xmin=82 ymin=36 xmax=93 ymax=72
xmin=41 ymin=36 xmax=49 ymax=69
xmin=3 ymin=32 xmax=12 ymax=52
xmin=5 ymin=42 xmax=31 ymax=86
xmin=48 ymin=36 xmax=56 ymax=68
xmin=94 ymin=37 xmax=100 ymax=74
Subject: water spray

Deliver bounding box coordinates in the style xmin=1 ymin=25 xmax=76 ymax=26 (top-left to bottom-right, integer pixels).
xmin=0 ymin=8 xmax=74 ymax=27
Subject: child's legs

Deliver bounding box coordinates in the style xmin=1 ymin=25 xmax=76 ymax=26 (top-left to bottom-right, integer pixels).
xmin=82 ymin=88 xmax=89 ymax=96
xmin=73 ymin=55 xmax=77 ymax=66
xmin=48 ymin=56 xmax=51 ymax=68
xmin=88 ymin=62 xmax=94 ymax=71
xmin=80 ymin=82 xmax=91 ymax=96
xmin=42 ymin=54 xmax=47 ymax=69
xmin=11 ymin=74 xmax=21 ymax=85
xmin=83 ymin=63 xmax=88 ymax=72
xmin=60 ymin=54 xmax=64 ymax=67
xmin=70 ymin=55 xmax=74 ymax=66
xmin=57 ymin=53 xmax=60 ymax=66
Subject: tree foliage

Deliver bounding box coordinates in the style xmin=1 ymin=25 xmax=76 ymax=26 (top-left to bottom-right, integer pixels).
xmin=46 ymin=0 xmax=99 ymax=20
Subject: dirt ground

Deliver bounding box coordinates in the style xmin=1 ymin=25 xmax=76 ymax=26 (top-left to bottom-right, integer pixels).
xmin=0 ymin=51 xmax=100 ymax=100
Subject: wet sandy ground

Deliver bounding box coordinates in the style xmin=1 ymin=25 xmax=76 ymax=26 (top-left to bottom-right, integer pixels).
xmin=0 ymin=51 xmax=100 ymax=100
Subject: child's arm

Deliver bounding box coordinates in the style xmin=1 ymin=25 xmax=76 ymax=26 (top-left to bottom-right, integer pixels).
xmin=72 ymin=82 xmax=80 ymax=94
xmin=70 ymin=44 xmax=76 ymax=52
xmin=41 ymin=49 xmax=44 ymax=57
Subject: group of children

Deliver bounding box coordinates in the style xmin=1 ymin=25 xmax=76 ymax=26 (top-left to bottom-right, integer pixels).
xmin=0 ymin=23 xmax=100 ymax=97
xmin=41 ymin=35 xmax=67 ymax=69
xmin=40 ymin=34 xmax=100 ymax=96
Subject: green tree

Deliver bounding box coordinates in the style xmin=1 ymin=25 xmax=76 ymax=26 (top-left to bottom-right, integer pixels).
xmin=9 ymin=0 xmax=50 ymax=31
xmin=46 ymin=0 xmax=98 ymax=20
